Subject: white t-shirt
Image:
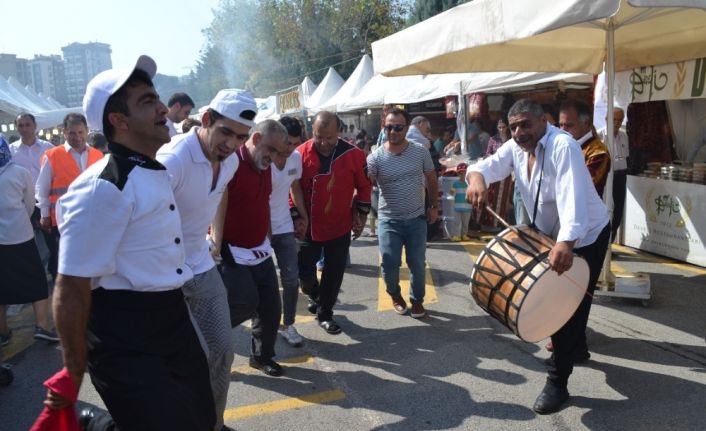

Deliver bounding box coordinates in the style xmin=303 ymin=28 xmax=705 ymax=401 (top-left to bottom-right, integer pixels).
xmin=270 ymin=151 xmax=302 ymax=235
xmin=157 ymin=128 xmax=239 ymax=274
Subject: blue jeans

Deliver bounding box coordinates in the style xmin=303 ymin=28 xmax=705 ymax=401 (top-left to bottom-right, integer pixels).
xmin=378 ymin=216 xmax=427 ymax=304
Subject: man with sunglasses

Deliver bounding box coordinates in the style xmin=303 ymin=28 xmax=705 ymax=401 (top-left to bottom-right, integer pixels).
xmin=367 ymin=107 xmax=439 ymax=319
xmin=157 ymin=89 xmax=257 ymax=431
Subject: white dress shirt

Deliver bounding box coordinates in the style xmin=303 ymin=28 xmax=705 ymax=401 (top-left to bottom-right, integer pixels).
xmin=270 ymin=151 xmax=302 ymax=235
xmin=9 ymin=138 xmax=53 ymax=185
xmin=468 ymin=124 xmax=609 ymax=247
xmin=166 ymin=118 xmax=178 ymax=137
xmin=57 ymin=145 xmax=192 ymax=291
xmin=0 ymin=163 xmax=35 ymax=245
xmin=157 ymin=128 xmax=239 ymax=275
xmin=598 ymin=128 xmax=629 ymax=171
xmin=36 ymin=142 xmax=92 ymax=217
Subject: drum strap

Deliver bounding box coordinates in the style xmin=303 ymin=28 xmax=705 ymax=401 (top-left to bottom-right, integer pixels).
xmin=529 ymin=146 xmax=546 ymax=229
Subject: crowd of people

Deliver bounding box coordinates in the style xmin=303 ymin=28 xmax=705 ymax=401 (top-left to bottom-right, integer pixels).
xmin=0 ymin=53 xmax=631 ymax=428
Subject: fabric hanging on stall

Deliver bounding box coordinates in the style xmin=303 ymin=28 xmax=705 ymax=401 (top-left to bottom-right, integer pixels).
xmin=627 ymin=101 xmax=676 ymax=173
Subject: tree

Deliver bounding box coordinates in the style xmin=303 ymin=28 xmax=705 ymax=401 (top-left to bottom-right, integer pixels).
xmin=407 ymin=0 xmax=468 ymax=25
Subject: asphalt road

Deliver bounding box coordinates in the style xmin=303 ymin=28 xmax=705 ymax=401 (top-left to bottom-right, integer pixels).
xmin=2 ymin=235 xmax=705 ymax=430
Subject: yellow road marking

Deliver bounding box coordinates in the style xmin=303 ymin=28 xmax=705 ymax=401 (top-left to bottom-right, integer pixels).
xmin=612 ymin=244 xmax=706 ymax=275
xmin=377 ymin=248 xmax=438 ymax=311
xmin=223 ymin=389 xmax=345 ymax=420
xmin=231 ymin=355 xmax=314 ymax=374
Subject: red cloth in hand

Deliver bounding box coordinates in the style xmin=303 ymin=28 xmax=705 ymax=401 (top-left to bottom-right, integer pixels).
xmin=30 ymin=367 xmax=80 ymax=431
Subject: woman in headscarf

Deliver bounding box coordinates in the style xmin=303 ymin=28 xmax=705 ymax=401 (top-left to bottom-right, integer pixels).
xmin=0 ymin=135 xmax=52 ymax=347
xmin=479 ymin=118 xmax=515 ymax=231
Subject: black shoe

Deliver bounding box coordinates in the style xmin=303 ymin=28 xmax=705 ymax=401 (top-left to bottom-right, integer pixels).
xmin=0 ymin=364 xmax=13 ymax=387
xmin=249 ymin=357 xmax=283 ymax=377
xmin=533 ymin=382 xmax=569 ymax=414
xmin=307 ymin=298 xmax=319 ymax=314
xmin=78 ymin=407 xmax=96 ymax=430
xmin=318 ymin=320 xmax=342 ymax=334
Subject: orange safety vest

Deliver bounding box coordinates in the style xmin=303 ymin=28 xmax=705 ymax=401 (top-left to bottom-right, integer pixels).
xmin=44 ymin=146 xmax=104 ymax=226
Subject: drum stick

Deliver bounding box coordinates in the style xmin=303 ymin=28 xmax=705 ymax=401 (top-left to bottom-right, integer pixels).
xmin=485 ymin=206 xmax=592 ymax=298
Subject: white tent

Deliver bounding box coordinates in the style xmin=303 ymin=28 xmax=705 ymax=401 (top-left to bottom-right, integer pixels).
xmin=300 ymin=76 xmax=318 ymax=107
xmin=318 ymin=55 xmax=374 ymax=112
xmin=34 ymin=107 xmax=83 ymax=130
xmin=254 ymin=96 xmax=278 ymax=123
xmin=336 ymin=74 xmax=425 ymax=112
xmin=304 ymin=67 xmax=344 ymax=113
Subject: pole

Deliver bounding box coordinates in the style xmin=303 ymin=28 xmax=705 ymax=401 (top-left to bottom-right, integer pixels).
xmin=599 ymin=17 xmax=616 ymax=289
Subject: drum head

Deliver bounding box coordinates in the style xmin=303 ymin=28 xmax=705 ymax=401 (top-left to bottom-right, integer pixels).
xmin=516 ymin=256 xmax=590 ymax=342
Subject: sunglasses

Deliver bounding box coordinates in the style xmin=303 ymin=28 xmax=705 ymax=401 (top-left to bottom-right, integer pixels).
xmin=384 ymin=124 xmax=405 ymax=132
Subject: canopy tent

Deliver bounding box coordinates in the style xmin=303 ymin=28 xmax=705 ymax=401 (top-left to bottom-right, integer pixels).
xmin=373 ymin=0 xmax=706 ymax=77
xmin=372 ymin=0 xmax=706 ymax=285
xmin=317 ymin=55 xmax=374 ymax=112
xmin=336 ymin=74 xmax=424 ymax=112
xmin=300 ymin=76 xmax=318 ymax=107
xmin=34 ymin=107 xmax=83 ymax=130
xmin=304 ymin=67 xmax=344 ymax=113
xmin=254 ymin=96 xmax=278 ymax=123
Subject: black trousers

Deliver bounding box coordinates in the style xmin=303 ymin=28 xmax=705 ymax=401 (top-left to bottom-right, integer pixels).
xmin=298 ymin=232 xmax=351 ymax=322
xmin=611 ymin=170 xmax=627 ymax=240
xmin=40 ymin=225 xmax=60 ymax=282
xmin=219 ymin=254 xmax=281 ymax=361
xmin=86 ymin=288 xmax=215 ymax=431
xmin=548 ymin=223 xmax=611 ymax=388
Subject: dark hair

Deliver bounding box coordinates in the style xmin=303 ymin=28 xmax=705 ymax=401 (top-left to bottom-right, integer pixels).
xmin=87 ymin=131 xmax=108 ymax=151
xmin=508 ymin=98 xmax=545 ymax=120
xmin=15 ymin=112 xmax=36 ymax=126
xmin=387 ymin=107 xmax=410 ymax=125
xmin=279 ymin=116 xmax=303 ymax=138
xmin=559 ymin=99 xmax=592 ymax=124
xmin=313 ymin=111 xmax=341 ymax=130
xmin=181 ymin=118 xmax=201 ymax=133
xmin=63 ymin=112 xmax=88 ymax=129
xmin=167 ymin=92 xmax=194 ymax=108
xmin=206 ymin=108 xmax=224 ymax=123
xmin=102 ymin=69 xmax=154 ymax=140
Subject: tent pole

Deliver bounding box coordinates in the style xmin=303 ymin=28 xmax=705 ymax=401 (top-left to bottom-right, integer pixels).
xmin=460 ymin=82 xmax=468 ymax=155
xmin=599 ymin=17 xmax=617 ymax=289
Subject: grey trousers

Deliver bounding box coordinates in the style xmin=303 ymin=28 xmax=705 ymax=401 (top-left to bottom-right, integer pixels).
xmin=271 ymin=232 xmax=300 ymax=326
xmin=183 ymin=266 xmax=234 ymax=431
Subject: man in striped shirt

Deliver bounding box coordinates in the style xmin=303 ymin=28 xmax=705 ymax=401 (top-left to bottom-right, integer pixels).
xmin=367 ymin=108 xmax=439 ymax=318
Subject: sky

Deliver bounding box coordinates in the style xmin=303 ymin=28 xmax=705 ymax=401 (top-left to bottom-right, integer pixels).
xmin=1 ymin=0 xmax=221 ymax=76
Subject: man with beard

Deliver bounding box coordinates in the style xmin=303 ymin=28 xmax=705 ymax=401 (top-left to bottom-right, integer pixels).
xmin=157 ymin=89 xmax=257 ymax=431
xmin=466 ymin=98 xmax=610 ymax=415
xmin=214 ymin=119 xmax=290 ymax=377
xmin=368 ymin=108 xmax=438 ymax=319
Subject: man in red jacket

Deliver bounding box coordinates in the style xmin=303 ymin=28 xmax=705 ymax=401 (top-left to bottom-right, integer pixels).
xmin=296 ymin=111 xmax=372 ymax=335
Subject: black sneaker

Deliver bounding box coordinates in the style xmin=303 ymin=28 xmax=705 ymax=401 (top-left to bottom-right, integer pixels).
xmin=248 ymin=357 xmax=283 ymax=377
xmin=34 ymin=326 xmax=60 ymax=342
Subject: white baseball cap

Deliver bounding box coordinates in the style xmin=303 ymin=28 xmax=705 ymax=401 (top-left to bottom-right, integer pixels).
xmin=83 ymin=55 xmax=158 ymax=132
xmin=208 ymin=89 xmax=258 ymax=127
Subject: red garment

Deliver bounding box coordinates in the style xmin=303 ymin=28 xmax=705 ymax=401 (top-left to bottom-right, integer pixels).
xmin=295 ymin=138 xmax=371 ymax=242
xmin=223 ymin=145 xmax=272 ymax=248
xmin=30 ymin=367 xmax=80 ymax=431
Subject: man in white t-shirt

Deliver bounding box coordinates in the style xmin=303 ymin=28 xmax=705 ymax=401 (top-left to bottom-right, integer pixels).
xmin=271 ymin=116 xmax=309 ymax=346
xmin=166 ymin=92 xmax=195 ymax=137
xmin=598 ymin=107 xmax=630 ymax=239
xmin=157 ymin=88 xmax=257 ymax=431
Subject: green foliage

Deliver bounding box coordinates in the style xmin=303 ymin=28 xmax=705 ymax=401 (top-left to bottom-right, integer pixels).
xmin=185 ymin=0 xmax=409 ymax=101
xmin=407 ymin=0 xmax=468 ymax=25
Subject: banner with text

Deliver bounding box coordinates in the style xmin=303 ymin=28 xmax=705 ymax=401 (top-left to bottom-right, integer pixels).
xmin=617 ymin=58 xmax=706 ymax=104
xmin=624 ymin=176 xmax=706 ymax=267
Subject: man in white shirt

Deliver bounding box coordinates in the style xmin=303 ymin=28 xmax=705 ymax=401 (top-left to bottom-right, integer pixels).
xmin=157 ymin=88 xmax=257 ymax=431
xmin=272 ymin=116 xmax=308 ymax=346
xmin=166 ymin=92 xmax=195 ymax=137
xmin=45 ymin=56 xmax=215 ymax=430
xmin=466 ymin=98 xmax=610 ymax=415
xmin=35 ymin=113 xmax=103 ymax=283
xmin=598 ymin=107 xmax=630 ymax=239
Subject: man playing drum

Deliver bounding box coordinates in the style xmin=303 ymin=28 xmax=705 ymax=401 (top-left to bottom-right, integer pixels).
xmin=466 ymin=98 xmax=610 ymax=415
